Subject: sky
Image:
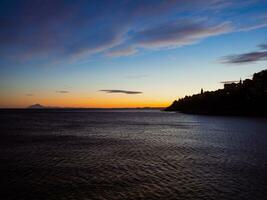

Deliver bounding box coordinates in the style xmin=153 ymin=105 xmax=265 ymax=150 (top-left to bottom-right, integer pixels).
xmin=0 ymin=0 xmax=267 ymax=108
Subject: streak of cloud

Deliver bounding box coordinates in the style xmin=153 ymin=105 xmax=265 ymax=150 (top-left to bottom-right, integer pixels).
xmin=0 ymin=0 xmax=266 ymax=65
xmin=132 ymin=21 xmax=232 ymax=49
xmin=56 ymin=90 xmax=69 ymax=94
xmin=107 ymin=20 xmax=232 ymax=56
xmin=99 ymin=90 xmax=142 ymax=94
xmin=220 ymin=81 xmax=239 ymax=84
xmin=106 ymin=46 xmax=137 ymax=57
xmin=221 ymin=43 xmax=267 ymax=64
xmin=259 ymin=43 xmax=267 ymax=50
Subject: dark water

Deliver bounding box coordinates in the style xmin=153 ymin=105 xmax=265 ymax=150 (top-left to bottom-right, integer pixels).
xmin=0 ymin=109 xmax=267 ymax=200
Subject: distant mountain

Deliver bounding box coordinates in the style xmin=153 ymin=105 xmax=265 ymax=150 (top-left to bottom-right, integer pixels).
xmin=165 ymin=69 xmax=267 ymax=116
xmin=28 ymin=104 xmax=46 ymax=109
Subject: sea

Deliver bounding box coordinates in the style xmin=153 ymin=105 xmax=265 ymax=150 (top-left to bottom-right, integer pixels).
xmin=0 ymin=109 xmax=267 ymax=200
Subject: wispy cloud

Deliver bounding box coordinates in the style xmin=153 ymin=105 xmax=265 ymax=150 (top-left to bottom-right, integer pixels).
xmin=56 ymin=90 xmax=69 ymax=94
xmin=106 ymin=46 xmax=137 ymax=57
xmin=259 ymin=43 xmax=267 ymax=50
xmin=99 ymin=90 xmax=142 ymax=94
xmin=26 ymin=94 xmax=34 ymax=96
xmin=237 ymin=15 xmax=267 ymax=32
xmin=0 ymin=0 xmax=266 ymax=65
xmin=220 ymin=80 xmax=239 ymax=84
xmin=107 ymin=20 xmax=232 ymax=56
xmin=238 ymin=21 xmax=267 ymax=32
xmin=221 ymin=43 xmax=267 ymax=64
xmin=132 ymin=21 xmax=232 ymax=49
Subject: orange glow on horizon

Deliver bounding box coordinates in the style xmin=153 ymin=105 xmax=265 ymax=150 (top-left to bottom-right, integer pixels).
xmin=0 ymin=96 xmax=170 ymax=108
xmin=42 ymin=100 xmax=168 ymax=108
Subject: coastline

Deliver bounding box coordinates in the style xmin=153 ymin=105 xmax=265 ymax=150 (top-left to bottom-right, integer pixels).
xmin=165 ymin=69 xmax=267 ymax=117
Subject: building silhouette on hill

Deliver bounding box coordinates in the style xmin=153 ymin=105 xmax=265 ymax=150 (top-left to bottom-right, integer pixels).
xmin=165 ymin=69 xmax=267 ymax=116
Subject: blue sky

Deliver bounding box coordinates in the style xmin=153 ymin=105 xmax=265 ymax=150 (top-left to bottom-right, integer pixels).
xmin=0 ymin=0 xmax=267 ymax=107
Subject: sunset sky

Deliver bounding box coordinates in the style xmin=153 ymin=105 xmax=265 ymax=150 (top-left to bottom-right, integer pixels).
xmin=0 ymin=0 xmax=267 ymax=108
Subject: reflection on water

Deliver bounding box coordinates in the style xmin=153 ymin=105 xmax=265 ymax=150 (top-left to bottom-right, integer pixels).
xmin=0 ymin=109 xmax=267 ymax=200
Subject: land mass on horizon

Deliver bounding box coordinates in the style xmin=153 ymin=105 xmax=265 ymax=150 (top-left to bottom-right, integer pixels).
xmin=166 ymin=69 xmax=267 ymax=116
xmin=26 ymin=104 xmax=164 ymax=110
xmin=28 ymin=104 xmax=46 ymax=109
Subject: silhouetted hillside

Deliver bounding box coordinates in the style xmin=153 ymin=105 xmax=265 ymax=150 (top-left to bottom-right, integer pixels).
xmin=165 ymin=69 xmax=267 ymax=116
xmin=28 ymin=104 xmax=45 ymax=109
